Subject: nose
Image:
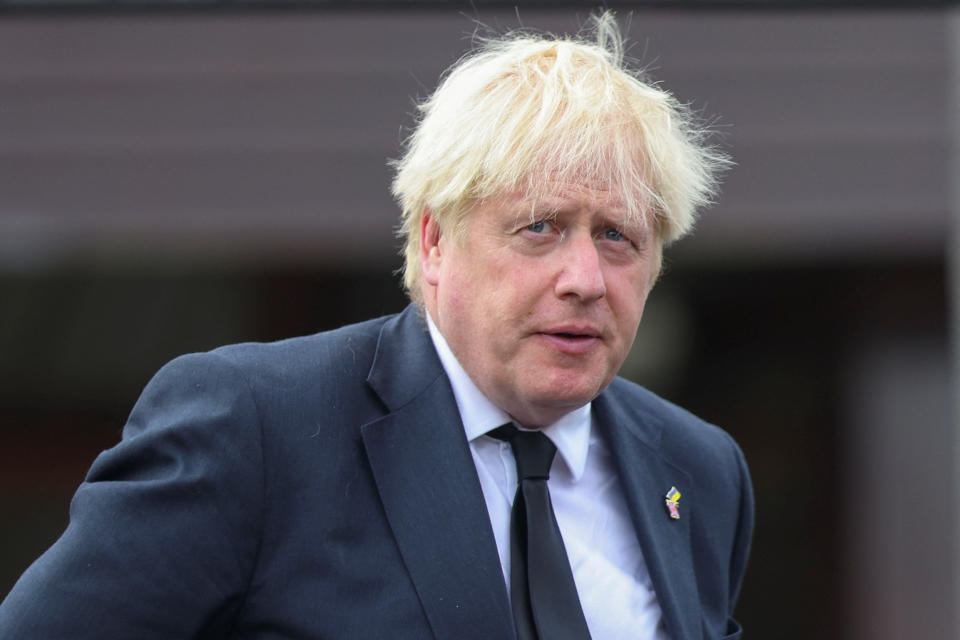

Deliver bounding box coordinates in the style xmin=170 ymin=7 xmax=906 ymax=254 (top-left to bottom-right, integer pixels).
xmin=554 ymin=232 xmax=606 ymax=302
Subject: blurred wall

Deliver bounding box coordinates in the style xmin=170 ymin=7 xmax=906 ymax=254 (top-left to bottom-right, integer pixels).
xmin=0 ymin=10 xmax=949 ymax=266
xmin=0 ymin=7 xmax=954 ymax=639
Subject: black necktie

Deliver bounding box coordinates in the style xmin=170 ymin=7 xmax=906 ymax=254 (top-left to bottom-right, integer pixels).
xmin=490 ymin=424 xmax=592 ymax=640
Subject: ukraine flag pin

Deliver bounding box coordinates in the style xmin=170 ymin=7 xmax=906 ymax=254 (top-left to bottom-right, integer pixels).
xmin=665 ymin=486 xmax=682 ymax=520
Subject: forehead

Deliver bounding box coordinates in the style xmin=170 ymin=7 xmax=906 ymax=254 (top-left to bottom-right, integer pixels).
xmin=481 ymin=180 xmax=642 ymax=234
xmin=524 ymin=181 xmax=629 ymax=214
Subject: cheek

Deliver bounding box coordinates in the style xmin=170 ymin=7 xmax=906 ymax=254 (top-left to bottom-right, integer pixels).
xmin=441 ymin=268 xmax=500 ymax=334
xmin=609 ymin=275 xmax=651 ymax=331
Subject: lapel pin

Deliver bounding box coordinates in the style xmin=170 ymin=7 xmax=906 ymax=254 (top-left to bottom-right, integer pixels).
xmin=665 ymin=486 xmax=682 ymax=520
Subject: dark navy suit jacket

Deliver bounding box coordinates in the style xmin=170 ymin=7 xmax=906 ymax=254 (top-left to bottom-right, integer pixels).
xmin=0 ymin=306 xmax=752 ymax=639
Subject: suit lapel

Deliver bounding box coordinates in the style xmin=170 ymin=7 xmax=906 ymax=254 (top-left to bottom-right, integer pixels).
xmin=361 ymin=308 xmax=514 ymax=640
xmin=594 ymin=392 xmax=703 ymax=640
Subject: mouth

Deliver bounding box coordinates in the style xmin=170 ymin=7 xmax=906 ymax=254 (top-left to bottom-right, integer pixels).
xmin=537 ymin=326 xmax=602 ymax=354
xmin=544 ymin=325 xmax=601 ymax=339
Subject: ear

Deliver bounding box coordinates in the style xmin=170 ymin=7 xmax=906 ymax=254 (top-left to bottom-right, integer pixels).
xmin=420 ymin=210 xmax=444 ymax=286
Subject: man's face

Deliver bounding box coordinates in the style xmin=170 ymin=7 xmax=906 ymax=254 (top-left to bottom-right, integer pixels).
xmin=421 ymin=182 xmax=660 ymax=427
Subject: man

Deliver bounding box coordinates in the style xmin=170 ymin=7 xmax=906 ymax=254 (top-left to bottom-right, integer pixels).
xmin=0 ymin=14 xmax=752 ymax=640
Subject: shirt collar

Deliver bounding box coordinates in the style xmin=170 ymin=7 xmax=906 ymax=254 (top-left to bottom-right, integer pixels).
xmin=426 ymin=313 xmax=592 ymax=481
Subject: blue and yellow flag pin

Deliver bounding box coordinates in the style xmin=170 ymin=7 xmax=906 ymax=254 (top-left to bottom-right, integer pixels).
xmin=665 ymin=486 xmax=682 ymax=520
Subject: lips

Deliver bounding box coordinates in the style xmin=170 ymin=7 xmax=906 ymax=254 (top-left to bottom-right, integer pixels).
xmin=544 ymin=325 xmax=600 ymax=338
xmin=537 ymin=326 xmax=602 ymax=355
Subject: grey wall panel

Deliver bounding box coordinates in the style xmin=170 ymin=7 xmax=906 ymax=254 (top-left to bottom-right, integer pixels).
xmin=0 ymin=10 xmax=951 ymax=268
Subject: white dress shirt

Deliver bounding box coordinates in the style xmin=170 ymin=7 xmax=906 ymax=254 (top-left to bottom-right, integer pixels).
xmin=426 ymin=315 xmax=670 ymax=640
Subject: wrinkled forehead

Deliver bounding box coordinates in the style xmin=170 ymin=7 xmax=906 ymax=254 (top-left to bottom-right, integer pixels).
xmin=515 ymin=170 xmax=654 ymax=231
xmin=517 ymin=182 xmax=626 ymax=218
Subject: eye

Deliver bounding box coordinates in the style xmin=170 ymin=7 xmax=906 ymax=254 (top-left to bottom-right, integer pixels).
xmin=603 ymin=228 xmax=626 ymax=242
xmin=526 ymin=220 xmax=551 ymax=233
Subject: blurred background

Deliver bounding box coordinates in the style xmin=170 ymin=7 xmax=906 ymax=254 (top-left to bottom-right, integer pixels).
xmin=0 ymin=1 xmax=956 ymax=638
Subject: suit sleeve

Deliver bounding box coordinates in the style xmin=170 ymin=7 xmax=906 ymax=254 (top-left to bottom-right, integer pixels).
xmin=0 ymin=352 xmax=265 ymax=640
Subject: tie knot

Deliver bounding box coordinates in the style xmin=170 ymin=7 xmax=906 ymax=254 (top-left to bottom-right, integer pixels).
xmin=489 ymin=424 xmax=557 ymax=480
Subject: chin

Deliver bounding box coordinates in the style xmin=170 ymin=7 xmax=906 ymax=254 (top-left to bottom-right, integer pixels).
xmin=524 ymin=383 xmax=601 ymax=414
xmin=540 ymin=369 xmax=609 ymax=398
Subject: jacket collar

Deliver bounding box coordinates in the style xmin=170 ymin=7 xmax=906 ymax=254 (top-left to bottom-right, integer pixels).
xmin=361 ymin=307 xmax=515 ymax=640
xmin=594 ymin=387 xmax=703 ymax=640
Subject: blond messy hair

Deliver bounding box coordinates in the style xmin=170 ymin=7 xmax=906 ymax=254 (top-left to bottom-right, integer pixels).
xmin=392 ymin=12 xmax=728 ymax=305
